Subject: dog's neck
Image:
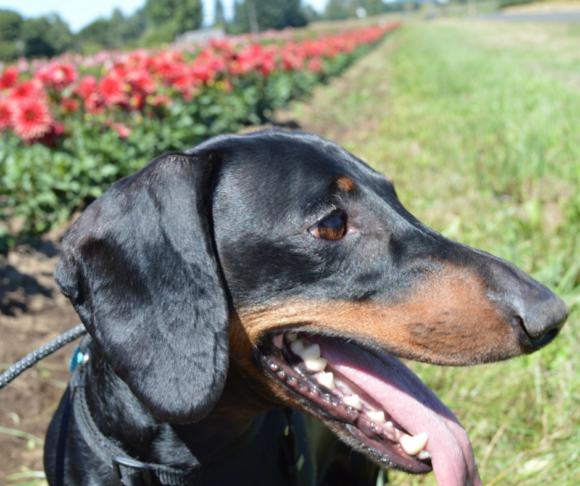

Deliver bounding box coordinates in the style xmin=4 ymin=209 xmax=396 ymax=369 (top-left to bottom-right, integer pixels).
xmin=85 ymin=349 xmax=272 ymax=468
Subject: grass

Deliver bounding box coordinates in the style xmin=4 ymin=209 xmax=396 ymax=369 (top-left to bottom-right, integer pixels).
xmin=283 ymin=19 xmax=580 ymax=485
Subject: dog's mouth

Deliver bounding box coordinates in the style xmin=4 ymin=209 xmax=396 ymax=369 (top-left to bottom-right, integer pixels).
xmin=259 ymin=332 xmax=481 ymax=486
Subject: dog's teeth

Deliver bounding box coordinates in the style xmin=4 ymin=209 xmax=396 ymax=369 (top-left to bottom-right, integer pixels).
xmin=304 ymin=357 xmax=327 ymax=372
xmin=317 ymin=371 xmax=335 ymax=389
xmin=400 ymin=432 xmax=428 ymax=455
xmin=286 ymin=333 xmax=298 ymax=341
xmin=273 ymin=335 xmax=284 ymax=349
xmin=291 ymin=341 xmax=326 ymax=372
xmin=417 ymin=450 xmax=432 ymax=460
xmin=367 ymin=411 xmax=386 ymax=423
xmin=300 ymin=343 xmax=321 ymax=360
xmin=290 ymin=340 xmax=305 ymax=355
xmin=343 ymin=395 xmax=362 ymax=410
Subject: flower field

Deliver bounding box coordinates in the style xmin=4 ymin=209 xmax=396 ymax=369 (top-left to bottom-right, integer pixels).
xmin=0 ymin=24 xmax=398 ymax=246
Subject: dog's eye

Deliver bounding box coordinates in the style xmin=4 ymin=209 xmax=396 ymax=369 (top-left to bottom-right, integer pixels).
xmin=310 ymin=211 xmax=346 ymax=240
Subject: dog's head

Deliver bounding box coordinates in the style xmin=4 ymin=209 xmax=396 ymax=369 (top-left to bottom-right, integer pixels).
xmin=55 ymin=131 xmax=567 ymax=485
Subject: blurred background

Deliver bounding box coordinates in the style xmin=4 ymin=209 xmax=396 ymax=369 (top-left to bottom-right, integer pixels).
xmin=1 ymin=0 xmax=579 ymax=485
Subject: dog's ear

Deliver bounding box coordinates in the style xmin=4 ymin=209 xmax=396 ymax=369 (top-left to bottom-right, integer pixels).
xmin=54 ymin=152 xmax=228 ymax=423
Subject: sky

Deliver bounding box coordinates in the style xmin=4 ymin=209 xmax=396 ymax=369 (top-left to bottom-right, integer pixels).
xmin=0 ymin=0 xmax=329 ymax=32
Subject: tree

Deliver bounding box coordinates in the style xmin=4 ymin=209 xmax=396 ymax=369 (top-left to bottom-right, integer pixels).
xmin=0 ymin=9 xmax=23 ymax=41
xmin=21 ymin=14 xmax=75 ymax=58
xmin=230 ymin=0 xmax=307 ymax=34
xmin=124 ymin=8 xmax=148 ymax=45
xmin=231 ymin=0 xmax=249 ymax=33
xmin=214 ymin=0 xmax=226 ymax=26
xmin=323 ymin=0 xmax=351 ymax=20
xmin=145 ymin=0 xmax=203 ymax=39
xmin=78 ymin=18 xmax=115 ymax=48
xmin=281 ymin=0 xmax=308 ymax=29
xmin=362 ymin=0 xmax=388 ymax=16
xmin=303 ymin=5 xmax=321 ymax=22
xmin=323 ymin=0 xmax=390 ymax=20
xmin=0 ymin=9 xmax=23 ymax=61
xmin=78 ymin=8 xmax=146 ymax=50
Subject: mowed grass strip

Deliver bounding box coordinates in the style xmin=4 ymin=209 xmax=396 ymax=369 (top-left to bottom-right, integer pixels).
xmin=284 ymin=20 xmax=580 ymax=486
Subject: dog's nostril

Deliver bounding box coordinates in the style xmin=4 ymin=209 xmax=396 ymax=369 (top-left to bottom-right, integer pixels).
xmin=516 ymin=314 xmax=560 ymax=348
xmin=530 ymin=328 xmax=560 ymax=347
xmin=515 ymin=293 xmax=568 ymax=351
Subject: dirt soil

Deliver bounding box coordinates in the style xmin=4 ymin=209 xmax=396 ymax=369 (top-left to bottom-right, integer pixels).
xmin=0 ymin=227 xmax=80 ymax=484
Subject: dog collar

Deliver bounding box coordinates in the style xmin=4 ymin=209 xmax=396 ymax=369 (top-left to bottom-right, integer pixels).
xmin=68 ymin=336 xmax=196 ymax=486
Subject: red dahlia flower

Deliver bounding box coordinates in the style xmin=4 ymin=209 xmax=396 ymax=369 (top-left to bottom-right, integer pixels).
xmin=0 ymin=99 xmax=13 ymax=130
xmin=36 ymin=62 xmax=78 ymax=90
xmin=0 ymin=67 xmax=18 ymax=90
xmin=11 ymin=98 xmax=53 ymax=141
xmin=84 ymin=93 xmax=104 ymax=114
xmin=50 ymin=62 xmax=77 ymax=89
xmin=99 ymin=74 xmax=127 ymax=106
xmin=10 ymin=80 xmax=44 ymax=100
xmin=127 ymin=70 xmax=156 ymax=95
xmin=35 ymin=122 xmax=65 ymax=147
xmin=77 ymin=76 xmax=97 ymax=100
xmin=130 ymin=94 xmax=144 ymax=110
xmin=113 ymin=123 xmax=131 ymax=139
xmin=105 ymin=119 xmax=131 ymax=139
xmin=61 ymin=97 xmax=80 ymax=112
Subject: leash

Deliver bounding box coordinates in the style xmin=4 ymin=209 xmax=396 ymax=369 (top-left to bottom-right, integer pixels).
xmin=0 ymin=323 xmax=87 ymax=390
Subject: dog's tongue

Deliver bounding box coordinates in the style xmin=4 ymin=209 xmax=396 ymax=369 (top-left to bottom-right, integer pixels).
xmin=315 ymin=339 xmax=482 ymax=486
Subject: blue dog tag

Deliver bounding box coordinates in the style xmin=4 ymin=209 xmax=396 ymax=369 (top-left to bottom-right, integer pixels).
xmin=69 ymin=345 xmax=85 ymax=372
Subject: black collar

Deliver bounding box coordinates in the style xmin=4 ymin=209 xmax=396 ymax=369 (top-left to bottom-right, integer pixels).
xmin=70 ymin=337 xmax=195 ymax=486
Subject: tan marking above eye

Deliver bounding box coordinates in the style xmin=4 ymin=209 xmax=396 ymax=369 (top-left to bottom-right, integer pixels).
xmin=336 ymin=176 xmax=356 ymax=193
xmin=310 ymin=211 xmax=346 ymax=240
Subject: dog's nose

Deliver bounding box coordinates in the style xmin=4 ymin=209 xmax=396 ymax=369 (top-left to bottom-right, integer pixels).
xmin=514 ymin=285 xmax=568 ymax=350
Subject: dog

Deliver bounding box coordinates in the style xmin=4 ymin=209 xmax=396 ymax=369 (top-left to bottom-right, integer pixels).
xmin=44 ymin=130 xmax=568 ymax=486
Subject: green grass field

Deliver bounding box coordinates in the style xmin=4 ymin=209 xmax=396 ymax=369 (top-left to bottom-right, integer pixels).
xmin=285 ymin=19 xmax=580 ymax=486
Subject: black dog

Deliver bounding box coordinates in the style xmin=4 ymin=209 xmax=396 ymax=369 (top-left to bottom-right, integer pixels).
xmin=45 ymin=130 xmax=568 ymax=486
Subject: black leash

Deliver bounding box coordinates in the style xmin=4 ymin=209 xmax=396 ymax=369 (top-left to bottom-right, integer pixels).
xmin=0 ymin=323 xmax=87 ymax=390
